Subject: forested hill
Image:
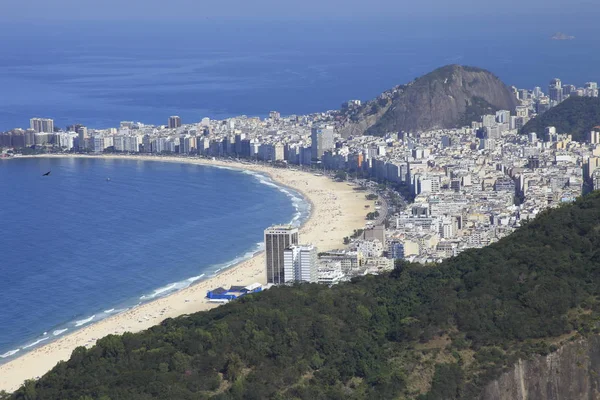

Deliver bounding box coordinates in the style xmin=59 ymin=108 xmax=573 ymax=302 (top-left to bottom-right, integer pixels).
xmin=520 ymin=96 xmax=600 ymax=142
xmin=8 ymin=193 xmax=600 ymax=400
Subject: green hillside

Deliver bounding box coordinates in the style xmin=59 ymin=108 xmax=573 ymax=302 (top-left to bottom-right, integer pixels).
xmin=8 ymin=193 xmax=600 ymax=400
xmin=521 ymin=96 xmax=600 ymax=141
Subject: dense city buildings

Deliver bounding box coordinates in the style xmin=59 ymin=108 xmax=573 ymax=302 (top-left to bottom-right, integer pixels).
xmin=2 ymin=76 xmax=600 ymax=278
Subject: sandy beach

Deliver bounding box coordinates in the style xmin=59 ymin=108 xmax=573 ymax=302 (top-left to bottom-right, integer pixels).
xmin=0 ymin=154 xmax=372 ymax=393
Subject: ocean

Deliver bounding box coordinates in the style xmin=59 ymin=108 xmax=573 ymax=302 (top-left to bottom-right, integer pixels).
xmin=1 ymin=16 xmax=599 ymax=360
xmin=0 ymin=18 xmax=599 ymax=131
xmin=0 ymin=157 xmax=309 ymax=360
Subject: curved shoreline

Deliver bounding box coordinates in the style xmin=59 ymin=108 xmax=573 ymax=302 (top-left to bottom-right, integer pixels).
xmin=0 ymin=162 xmax=311 ymax=364
xmin=0 ymin=154 xmax=373 ymax=393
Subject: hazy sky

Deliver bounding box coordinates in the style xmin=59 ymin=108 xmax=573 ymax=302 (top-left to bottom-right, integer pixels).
xmin=2 ymin=0 xmax=598 ymax=21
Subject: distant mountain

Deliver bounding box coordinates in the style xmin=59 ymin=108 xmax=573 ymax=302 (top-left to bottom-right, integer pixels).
xmin=520 ymin=96 xmax=600 ymax=142
xmin=337 ymin=65 xmax=518 ymax=137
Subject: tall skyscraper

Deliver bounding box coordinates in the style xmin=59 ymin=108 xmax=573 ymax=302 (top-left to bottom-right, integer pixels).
xmin=311 ymin=125 xmax=334 ymax=161
xmin=30 ymin=118 xmax=54 ymax=133
xmin=168 ymin=116 xmax=182 ymax=129
xmin=265 ymin=225 xmax=299 ymax=284
xmin=283 ymin=245 xmax=318 ymax=283
xmin=548 ymin=78 xmax=563 ymax=103
xmin=77 ymin=126 xmax=88 ymax=149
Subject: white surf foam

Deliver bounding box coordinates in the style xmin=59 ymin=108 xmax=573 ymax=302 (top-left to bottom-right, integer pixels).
xmin=104 ymin=308 xmax=115 ymax=314
xmin=23 ymin=337 xmax=49 ymax=349
xmin=140 ymin=283 xmax=180 ymax=300
xmin=0 ymin=349 xmax=20 ymax=358
xmin=187 ymin=274 xmax=205 ymax=283
xmin=243 ymin=170 xmax=310 ymax=225
xmin=53 ymin=329 xmax=68 ymax=336
xmin=212 ymin=165 xmax=237 ymax=172
xmin=75 ymin=315 xmax=96 ymax=327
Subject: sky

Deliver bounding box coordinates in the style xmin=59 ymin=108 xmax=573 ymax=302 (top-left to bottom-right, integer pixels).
xmin=1 ymin=0 xmax=598 ymax=21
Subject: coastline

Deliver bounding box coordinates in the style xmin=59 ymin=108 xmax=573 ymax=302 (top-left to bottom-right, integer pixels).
xmin=0 ymin=154 xmax=373 ymax=393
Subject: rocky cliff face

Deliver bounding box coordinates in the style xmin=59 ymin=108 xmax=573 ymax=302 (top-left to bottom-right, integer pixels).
xmin=481 ymin=336 xmax=600 ymax=400
xmin=337 ymin=65 xmax=518 ymax=137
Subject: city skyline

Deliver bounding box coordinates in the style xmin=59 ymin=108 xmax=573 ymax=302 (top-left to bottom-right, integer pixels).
xmin=3 ymin=1 xmax=600 ymax=395
xmin=4 ymin=70 xmax=599 ymax=268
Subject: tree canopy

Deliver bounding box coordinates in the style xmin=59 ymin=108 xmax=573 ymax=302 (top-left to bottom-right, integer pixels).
xmin=521 ymin=96 xmax=600 ymax=141
xmin=11 ymin=192 xmax=600 ymax=399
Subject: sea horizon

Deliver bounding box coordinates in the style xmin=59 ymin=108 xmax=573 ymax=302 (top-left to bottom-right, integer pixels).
xmin=1 ymin=19 xmax=599 ymax=131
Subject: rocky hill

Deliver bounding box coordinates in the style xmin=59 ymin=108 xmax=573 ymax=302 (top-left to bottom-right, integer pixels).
xmin=520 ymin=96 xmax=600 ymax=142
xmin=337 ymin=65 xmax=518 ymax=137
xmin=481 ymin=336 xmax=600 ymax=400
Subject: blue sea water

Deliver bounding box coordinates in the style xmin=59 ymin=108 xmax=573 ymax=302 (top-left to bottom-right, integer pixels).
xmin=0 ymin=18 xmax=599 ymax=131
xmin=0 ymin=16 xmax=600 ymax=360
xmin=0 ymin=157 xmax=308 ymax=360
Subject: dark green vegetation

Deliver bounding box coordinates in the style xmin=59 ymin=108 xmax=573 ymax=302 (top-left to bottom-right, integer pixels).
xmin=521 ymin=96 xmax=600 ymax=142
xmin=366 ymin=211 xmax=380 ymax=220
xmin=10 ymin=193 xmax=600 ymax=400
xmin=457 ymin=96 xmax=499 ymax=128
xmin=343 ymin=229 xmax=365 ymax=245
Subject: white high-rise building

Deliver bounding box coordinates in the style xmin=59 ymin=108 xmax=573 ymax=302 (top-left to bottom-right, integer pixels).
xmin=113 ymin=135 xmax=141 ymax=152
xmin=56 ymin=132 xmax=77 ymax=150
xmin=585 ymin=82 xmax=599 ymax=97
xmin=265 ymin=226 xmax=299 ymax=284
xmin=482 ymin=115 xmax=496 ymax=128
xmin=311 ymin=125 xmax=335 ymax=161
xmin=283 ymin=245 xmax=318 ymax=284
xmin=528 ymin=132 xmax=538 ymax=143
xmin=439 ymin=218 xmax=455 ymax=239
xmin=548 ymin=78 xmax=563 ymax=103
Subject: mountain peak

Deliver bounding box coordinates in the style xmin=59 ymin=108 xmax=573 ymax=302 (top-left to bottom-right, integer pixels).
xmin=338 ymin=65 xmax=517 ymax=136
